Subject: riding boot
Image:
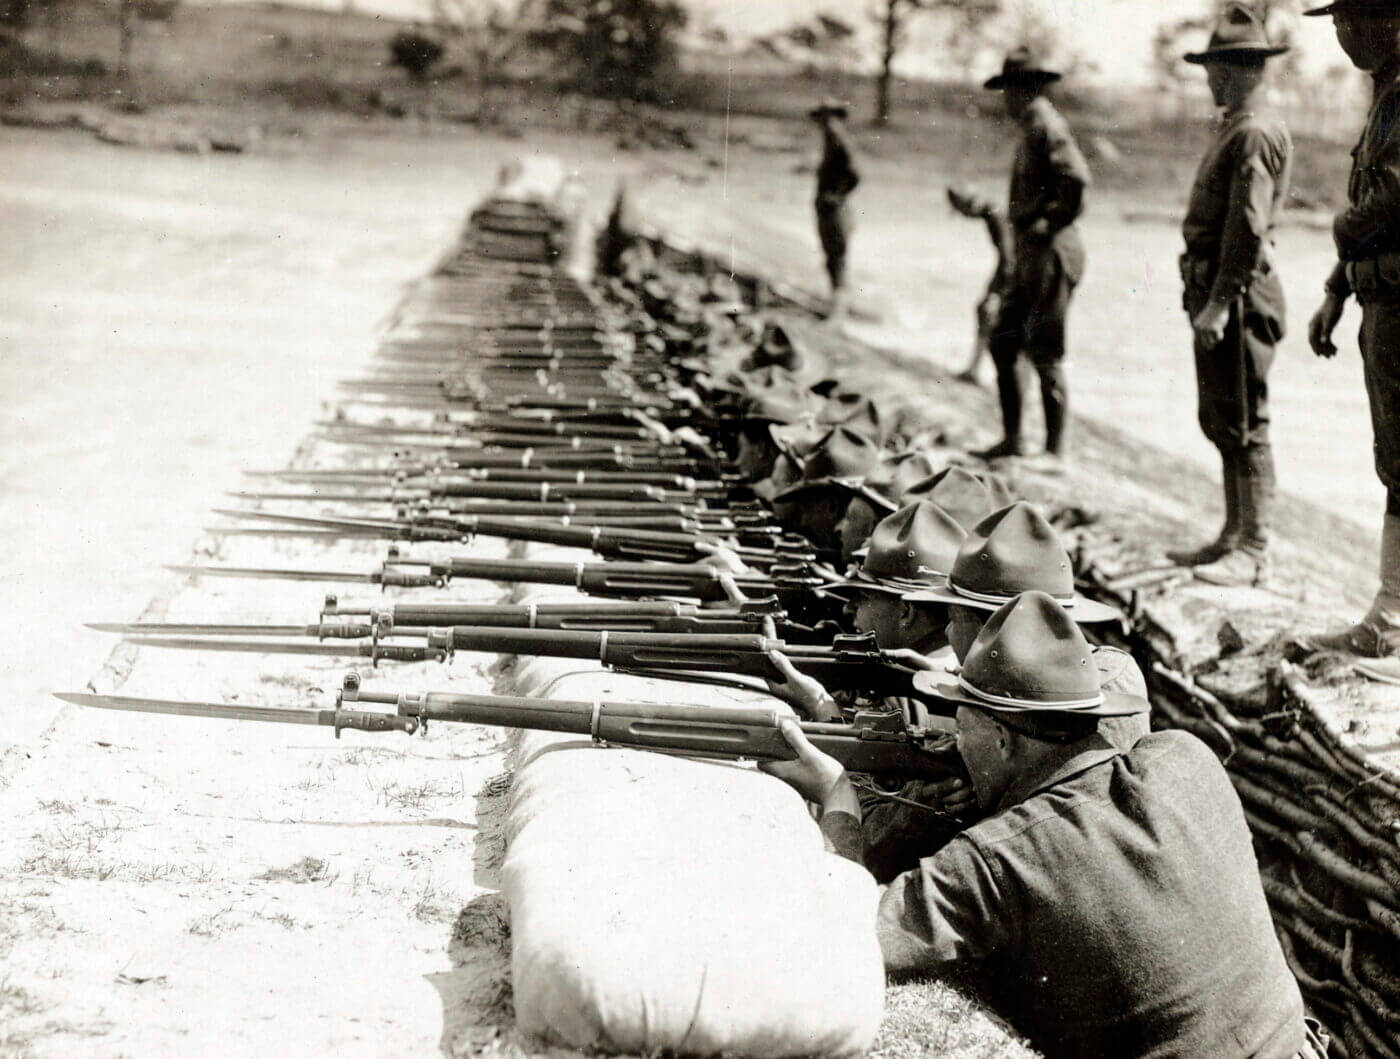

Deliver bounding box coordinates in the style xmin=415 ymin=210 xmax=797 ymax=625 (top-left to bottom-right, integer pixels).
xmin=1041 ymin=362 xmax=1068 ymax=458
xmin=1195 ymin=444 xmax=1272 ymax=587
xmin=1302 ymin=514 xmax=1400 ymax=670
xmin=1167 ymin=450 xmax=1241 ymax=566
xmin=976 ymin=352 xmax=1026 ymax=460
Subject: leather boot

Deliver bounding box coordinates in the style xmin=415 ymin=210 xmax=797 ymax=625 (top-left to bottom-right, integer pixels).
xmin=1195 ymin=445 xmax=1272 ymax=588
xmin=975 ymin=354 xmax=1027 ymax=460
xmin=1041 ymin=362 xmax=1068 ymax=458
xmin=1168 ymin=450 xmax=1241 ymax=565
xmin=1302 ymin=513 xmax=1400 ymax=673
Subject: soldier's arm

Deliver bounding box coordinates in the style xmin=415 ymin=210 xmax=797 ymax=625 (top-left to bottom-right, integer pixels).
xmin=1333 ymin=94 xmax=1400 ymax=262
xmin=1038 ymin=118 xmax=1091 ymax=232
xmin=873 ymin=834 xmax=1011 ymax=972
xmin=1207 ymin=127 xmax=1281 ymax=308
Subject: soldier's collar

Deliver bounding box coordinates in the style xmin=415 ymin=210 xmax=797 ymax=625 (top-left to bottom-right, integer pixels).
xmin=994 ymin=732 xmax=1121 ymax=812
xmin=1372 ymin=55 xmax=1400 ymax=89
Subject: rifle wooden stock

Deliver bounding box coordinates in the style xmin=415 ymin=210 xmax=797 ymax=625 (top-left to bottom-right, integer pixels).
xmin=359 ymin=601 xmax=767 ymax=634
xmin=338 ymin=684 xmax=962 ymax=780
xmin=390 ymin=556 xmax=776 ymax=602
xmin=421 ymin=627 xmax=943 ymax=707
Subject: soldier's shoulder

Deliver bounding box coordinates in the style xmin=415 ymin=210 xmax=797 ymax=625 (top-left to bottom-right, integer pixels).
xmin=1027 ymin=98 xmax=1073 ymax=136
xmin=1237 ymin=111 xmax=1292 ymax=146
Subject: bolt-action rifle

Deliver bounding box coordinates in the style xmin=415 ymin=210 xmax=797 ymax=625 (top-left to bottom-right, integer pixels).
xmin=56 ymin=674 xmax=965 ymax=783
xmin=210 ymin=509 xmax=810 ymax=567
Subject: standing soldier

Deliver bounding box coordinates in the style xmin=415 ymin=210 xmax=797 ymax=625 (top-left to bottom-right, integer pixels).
xmin=976 ymin=49 xmax=1091 ymax=469
xmin=1301 ymin=0 xmax=1400 ymax=676
xmin=1168 ymin=4 xmax=1292 ymax=589
xmin=809 ymin=98 xmax=861 ymax=322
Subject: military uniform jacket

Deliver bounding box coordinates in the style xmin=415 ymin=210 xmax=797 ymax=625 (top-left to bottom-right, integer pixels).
xmin=824 ymin=729 xmax=1305 ymax=1058
xmin=1330 ymin=58 xmax=1400 ymax=295
xmin=1008 ymin=97 xmax=1090 ymax=259
xmin=1182 ymin=108 xmax=1292 ymax=320
xmin=816 ymin=129 xmax=860 ymax=207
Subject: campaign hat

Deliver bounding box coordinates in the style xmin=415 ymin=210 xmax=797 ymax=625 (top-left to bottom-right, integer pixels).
xmin=913 ymin=591 xmax=1146 ymax=718
xmin=984 ymin=48 xmax=1062 ymax=90
xmin=823 ymin=501 xmax=968 ymax=597
xmin=739 ymin=322 xmax=807 ymax=374
xmin=808 ymin=97 xmax=850 ymax=120
xmin=1305 ymin=0 xmax=1400 ymax=17
xmin=1186 ymin=3 xmax=1289 ymax=62
xmin=772 ymin=427 xmax=882 ymax=501
xmin=847 ymin=451 xmax=943 ymax=516
xmin=816 ymin=388 xmax=886 ymax=445
xmin=900 ymin=466 xmax=1016 ymax=528
xmin=905 ymin=502 xmax=1120 ymax=624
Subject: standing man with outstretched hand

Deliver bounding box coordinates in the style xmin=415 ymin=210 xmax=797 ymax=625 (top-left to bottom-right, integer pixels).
xmin=809 ymin=98 xmax=861 ymax=323
xmin=1301 ymin=0 xmax=1400 ymax=678
xmin=1169 ymin=4 xmax=1292 ymax=589
xmin=976 ymin=49 xmax=1091 ymax=470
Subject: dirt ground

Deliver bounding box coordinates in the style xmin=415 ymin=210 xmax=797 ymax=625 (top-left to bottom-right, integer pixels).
xmin=0 ymin=113 xmax=1392 ymax=1054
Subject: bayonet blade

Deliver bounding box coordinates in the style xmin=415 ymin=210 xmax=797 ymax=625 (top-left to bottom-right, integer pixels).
xmin=55 ymin=692 xmax=324 ymax=726
xmin=166 ymin=564 xmax=379 ymax=583
xmin=124 ymin=636 xmax=369 ymax=656
xmin=88 ymin=622 xmax=314 ymax=636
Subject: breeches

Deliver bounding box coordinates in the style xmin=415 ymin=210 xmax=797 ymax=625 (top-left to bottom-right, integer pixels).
xmin=1188 ymin=296 xmax=1277 ymax=451
xmin=990 ymin=236 xmax=1081 ymax=368
xmin=1359 ymin=296 xmax=1400 ymax=494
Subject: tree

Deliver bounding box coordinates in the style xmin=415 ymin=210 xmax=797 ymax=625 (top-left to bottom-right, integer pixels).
xmin=871 ymin=0 xmax=1000 ymax=127
xmin=534 ymin=0 xmax=687 ymax=106
xmin=116 ymin=0 xmax=178 ymax=79
xmin=430 ymin=0 xmax=547 ymax=122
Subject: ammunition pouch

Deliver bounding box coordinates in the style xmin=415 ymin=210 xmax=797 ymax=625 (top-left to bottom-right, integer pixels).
xmin=1346 ymin=251 xmax=1400 ymax=300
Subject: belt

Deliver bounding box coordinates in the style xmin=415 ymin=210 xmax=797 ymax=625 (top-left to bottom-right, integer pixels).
xmin=1345 ymin=251 xmax=1400 ymax=293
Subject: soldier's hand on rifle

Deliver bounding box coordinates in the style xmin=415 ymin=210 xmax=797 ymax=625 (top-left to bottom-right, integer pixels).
xmin=1309 ymin=293 xmax=1344 ymax=359
xmin=763 ymin=649 xmax=842 ymax=722
xmin=880 ymin=647 xmax=946 ymax=672
xmin=759 ymin=719 xmax=858 ymax=815
xmin=694 ymin=540 xmax=751 ymax=575
xmin=1192 ymin=300 xmax=1230 ymax=350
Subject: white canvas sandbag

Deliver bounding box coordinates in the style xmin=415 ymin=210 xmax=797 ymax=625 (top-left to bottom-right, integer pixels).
xmin=503 ymin=707 xmax=885 ymax=1056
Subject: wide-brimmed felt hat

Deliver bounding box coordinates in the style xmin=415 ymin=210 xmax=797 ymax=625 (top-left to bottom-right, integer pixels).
xmin=808 ymin=97 xmax=850 ymax=120
xmin=768 ymin=419 xmax=827 ymax=464
xmin=912 ymin=592 xmax=1147 ymax=717
xmin=816 ymin=389 xmax=886 ymax=445
xmin=984 ymin=48 xmax=1062 ymax=90
xmin=823 ymin=501 xmax=968 ymax=597
xmin=1185 ymin=3 xmax=1289 ymax=62
xmin=773 ymin=427 xmax=883 ymax=502
xmin=901 ymin=466 xmax=1017 ymax=528
xmin=905 ymin=501 xmax=1120 ymax=624
xmin=848 ymin=451 xmax=943 ymax=516
xmin=739 ymin=322 xmax=807 ymax=374
xmin=1305 ymin=0 xmax=1400 ymax=16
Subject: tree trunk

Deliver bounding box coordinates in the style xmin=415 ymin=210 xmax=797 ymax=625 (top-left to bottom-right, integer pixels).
xmin=117 ymin=0 xmax=135 ymax=78
xmin=874 ymin=0 xmax=899 ymax=127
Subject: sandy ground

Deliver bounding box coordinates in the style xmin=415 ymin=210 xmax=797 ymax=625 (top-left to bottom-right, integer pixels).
xmin=0 ymin=114 xmax=1392 ymax=1055
xmin=623 ymin=129 xmax=1383 ymax=541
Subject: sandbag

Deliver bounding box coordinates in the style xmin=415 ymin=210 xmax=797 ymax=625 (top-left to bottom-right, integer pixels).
xmin=499 ymin=567 xmax=888 ymax=1056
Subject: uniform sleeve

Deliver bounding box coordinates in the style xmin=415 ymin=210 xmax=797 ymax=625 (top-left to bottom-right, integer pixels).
xmin=1039 ymin=117 xmax=1091 ymax=232
xmin=1208 ymin=127 xmax=1281 ymax=305
xmin=1335 ymin=93 xmax=1400 ymax=261
xmin=838 ymin=140 xmax=861 ymax=196
xmin=874 ymin=834 xmax=1012 ymax=974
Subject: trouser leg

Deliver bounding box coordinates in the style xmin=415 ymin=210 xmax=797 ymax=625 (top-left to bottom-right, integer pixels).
xmin=1038 ymin=360 xmax=1068 ymax=456
xmin=989 ymin=337 xmax=1024 ymax=444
